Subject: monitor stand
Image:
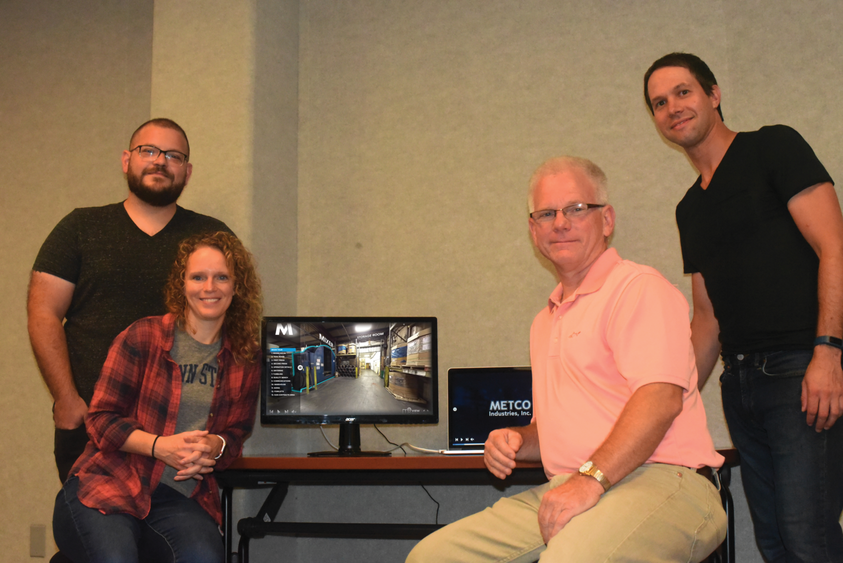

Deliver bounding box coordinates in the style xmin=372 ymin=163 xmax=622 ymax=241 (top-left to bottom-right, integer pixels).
xmin=308 ymin=421 xmax=392 ymax=457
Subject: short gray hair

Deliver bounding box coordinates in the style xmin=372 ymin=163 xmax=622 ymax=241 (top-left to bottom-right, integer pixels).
xmin=527 ymin=156 xmax=608 ymax=212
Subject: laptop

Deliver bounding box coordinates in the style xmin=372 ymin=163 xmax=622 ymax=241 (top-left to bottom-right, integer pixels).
xmin=441 ymin=366 xmax=533 ymax=455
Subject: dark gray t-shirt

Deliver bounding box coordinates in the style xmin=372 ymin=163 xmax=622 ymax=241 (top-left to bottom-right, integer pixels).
xmin=32 ymin=202 xmax=230 ymax=403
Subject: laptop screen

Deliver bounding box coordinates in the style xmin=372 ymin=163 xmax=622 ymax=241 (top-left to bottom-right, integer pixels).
xmin=447 ymin=366 xmax=533 ymax=450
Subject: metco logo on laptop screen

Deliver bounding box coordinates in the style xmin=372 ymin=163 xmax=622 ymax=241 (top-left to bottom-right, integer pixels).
xmin=446 ymin=366 xmax=533 ymax=453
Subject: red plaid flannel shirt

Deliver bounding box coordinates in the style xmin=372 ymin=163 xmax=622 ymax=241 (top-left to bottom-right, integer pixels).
xmin=71 ymin=313 xmax=260 ymax=525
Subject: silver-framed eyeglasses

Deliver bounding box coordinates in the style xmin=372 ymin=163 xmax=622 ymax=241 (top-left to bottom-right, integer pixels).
xmin=130 ymin=145 xmax=189 ymax=167
xmin=529 ymin=203 xmax=606 ymax=224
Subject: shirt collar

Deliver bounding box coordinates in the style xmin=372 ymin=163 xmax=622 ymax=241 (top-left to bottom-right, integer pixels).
xmin=547 ymin=247 xmax=622 ymax=310
xmin=162 ymin=313 xmax=177 ymax=351
xmin=161 ymin=312 xmax=232 ymax=355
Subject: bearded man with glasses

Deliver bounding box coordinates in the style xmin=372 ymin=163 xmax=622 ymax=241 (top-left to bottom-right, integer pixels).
xmin=28 ymin=118 xmax=231 ymax=484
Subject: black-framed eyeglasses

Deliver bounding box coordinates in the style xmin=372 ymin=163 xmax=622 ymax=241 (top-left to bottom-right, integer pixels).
xmin=529 ymin=203 xmax=605 ymax=224
xmin=130 ymin=145 xmax=189 ymax=167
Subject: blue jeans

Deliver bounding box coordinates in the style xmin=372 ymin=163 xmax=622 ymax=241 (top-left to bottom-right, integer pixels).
xmin=721 ymin=350 xmax=843 ymax=563
xmin=53 ymin=476 xmax=224 ymax=563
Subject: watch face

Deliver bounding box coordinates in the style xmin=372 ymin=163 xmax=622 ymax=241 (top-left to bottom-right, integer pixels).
xmin=579 ymin=461 xmax=593 ymax=473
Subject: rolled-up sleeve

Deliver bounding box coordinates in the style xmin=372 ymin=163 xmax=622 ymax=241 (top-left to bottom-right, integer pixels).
xmin=85 ymin=327 xmax=146 ymax=451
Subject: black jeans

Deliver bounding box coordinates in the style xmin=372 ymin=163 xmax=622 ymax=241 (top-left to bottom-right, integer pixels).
xmin=54 ymin=425 xmax=89 ymax=483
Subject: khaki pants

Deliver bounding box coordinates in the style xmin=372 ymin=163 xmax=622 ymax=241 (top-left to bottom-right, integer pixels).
xmin=406 ymin=463 xmax=726 ymax=563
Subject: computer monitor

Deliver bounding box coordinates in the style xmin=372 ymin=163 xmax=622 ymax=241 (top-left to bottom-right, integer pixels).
xmin=261 ymin=316 xmax=438 ymax=456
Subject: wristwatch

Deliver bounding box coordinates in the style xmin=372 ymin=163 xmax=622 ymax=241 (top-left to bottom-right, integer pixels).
xmin=814 ymin=336 xmax=843 ymax=350
xmin=578 ymin=460 xmax=611 ymax=492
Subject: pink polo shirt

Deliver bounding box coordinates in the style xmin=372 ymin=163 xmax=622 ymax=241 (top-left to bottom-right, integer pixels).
xmin=530 ymin=248 xmax=723 ymax=478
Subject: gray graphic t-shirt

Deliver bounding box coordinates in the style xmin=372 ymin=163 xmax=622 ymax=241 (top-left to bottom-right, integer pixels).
xmin=158 ymin=327 xmax=220 ymax=497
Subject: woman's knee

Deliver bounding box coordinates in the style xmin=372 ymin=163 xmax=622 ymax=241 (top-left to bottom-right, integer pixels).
xmin=142 ymin=522 xmax=224 ymax=563
xmin=182 ymin=541 xmax=224 ymax=563
xmin=53 ymin=477 xmax=140 ymax=563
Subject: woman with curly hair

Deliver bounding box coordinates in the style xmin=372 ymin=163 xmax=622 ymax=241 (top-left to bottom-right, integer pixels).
xmin=53 ymin=231 xmax=262 ymax=563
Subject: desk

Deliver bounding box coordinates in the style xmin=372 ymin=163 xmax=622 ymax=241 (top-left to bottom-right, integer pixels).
xmin=217 ymin=455 xmax=546 ymax=563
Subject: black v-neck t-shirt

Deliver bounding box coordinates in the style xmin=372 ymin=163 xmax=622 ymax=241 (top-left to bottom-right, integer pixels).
xmin=676 ymin=125 xmax=833 ymax=354
xmin=33 ymin=202 xmax=230 ymax=402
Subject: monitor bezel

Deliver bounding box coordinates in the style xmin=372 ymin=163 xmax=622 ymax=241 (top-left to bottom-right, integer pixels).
xmin=260 ymin=316 xmax=439 ymax=427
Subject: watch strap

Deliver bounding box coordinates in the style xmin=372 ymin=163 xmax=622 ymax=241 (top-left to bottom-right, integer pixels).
xmin=579 ymin=461 xmax=611 ymax=492
xmin=814 ymin=336 xmax=843 ymax=350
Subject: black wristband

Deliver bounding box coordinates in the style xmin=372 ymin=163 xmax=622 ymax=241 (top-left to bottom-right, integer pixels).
xmin=151 ymin=435 xmax=160 ymax=458
xmin=814 ymin=336 xmax=843 ymax=349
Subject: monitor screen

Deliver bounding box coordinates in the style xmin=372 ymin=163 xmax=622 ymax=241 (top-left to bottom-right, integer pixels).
xmin=260 ymin=317 xmax=438 ymax=455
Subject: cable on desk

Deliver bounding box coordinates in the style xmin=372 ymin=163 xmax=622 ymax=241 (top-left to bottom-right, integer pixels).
xmin=374 ymin=424 xmax=407 ymax=456
xmin=402 ymin=443 xmax=441 ymax=454
xmin=318 ymin=426 xmax=338 ymax=451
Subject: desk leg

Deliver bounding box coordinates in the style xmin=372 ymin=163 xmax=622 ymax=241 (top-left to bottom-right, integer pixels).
xmin=237 ymin=482 xmax=290 ymax=563
xmin=720 ymin=465 xmax=735 ymax=563
xmin=239 ymin=534 xmax=250 ymax=563
xmin=255 ymin=482 xmax=290 ymax=523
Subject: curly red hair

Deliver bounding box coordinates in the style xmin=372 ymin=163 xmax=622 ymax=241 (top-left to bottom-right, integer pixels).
xmin=164 ymin=231 xmax=262 ymax=363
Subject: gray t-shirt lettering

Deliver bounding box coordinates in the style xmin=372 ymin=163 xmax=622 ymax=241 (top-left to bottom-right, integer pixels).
xmin=159 ymin=327 xmax=220 ymax=497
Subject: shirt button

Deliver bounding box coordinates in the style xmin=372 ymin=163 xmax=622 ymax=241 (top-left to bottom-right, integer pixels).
xmin=737 ymin=354 xmax=744 ymax=360
xmin=209 ymin=413 xmax=214 ymax=417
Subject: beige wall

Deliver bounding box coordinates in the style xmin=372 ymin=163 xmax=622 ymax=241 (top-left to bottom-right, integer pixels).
xmin=0 ymin=2 xmax=155 ymax=560
xmin=3 ymin=0 xmax=842 ymax=561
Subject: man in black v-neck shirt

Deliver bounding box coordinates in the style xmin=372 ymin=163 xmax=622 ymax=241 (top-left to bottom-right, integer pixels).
xmin=27 ymin=118 xmax=230 ymax=483
xmin=644 ymin=53 xmax=843 ymax=562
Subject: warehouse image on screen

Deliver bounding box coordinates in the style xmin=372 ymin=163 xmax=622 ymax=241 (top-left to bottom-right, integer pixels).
xmin=262 ymin=318 xmax=436 ymax=423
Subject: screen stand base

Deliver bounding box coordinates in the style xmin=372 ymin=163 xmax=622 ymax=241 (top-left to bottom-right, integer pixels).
xmin=308 ymin=422 xmax=392 ymax=457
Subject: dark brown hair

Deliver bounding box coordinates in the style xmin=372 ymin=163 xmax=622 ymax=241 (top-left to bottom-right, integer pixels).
xmin=129 ymin=118 xmax=190 ymax=157
xmin=644 ymin=52 xmax=723 ymax=121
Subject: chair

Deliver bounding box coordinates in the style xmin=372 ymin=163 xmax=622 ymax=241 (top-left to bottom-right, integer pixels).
xmin=702 ymin=448 xmax=740 ymax=563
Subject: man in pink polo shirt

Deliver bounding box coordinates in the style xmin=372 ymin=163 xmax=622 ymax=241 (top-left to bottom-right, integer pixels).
xmin=407 ymin=156 xmax=726 ymax=562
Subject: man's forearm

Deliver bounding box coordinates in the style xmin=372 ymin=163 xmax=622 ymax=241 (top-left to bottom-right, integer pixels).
xmin=512 ymin=422 xmax=541 ymax=462
xmin=27 ymin=271 xmax=88 ymax=429
xmin=588 ymin=383 xmax=683 ymax=487
xmin=28 ymin=309 xmax=79 ymax=402
xmin=690 ymin=273 xmax=721 ymax=389
xmin=783 ymin=182 xmax=843 ymax=428
xmin=815 ymin=247 xmax=843 ymax=340
xmin=803 ymin=241 xmax=843 ymax=429
xmin=691 ymin=313 xmax=721 ymax=389
xmin=27 ymin=271 xmax=79 ymax=402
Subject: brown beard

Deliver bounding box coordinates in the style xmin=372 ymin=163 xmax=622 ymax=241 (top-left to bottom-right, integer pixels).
xmin=127 ymin=164 xmax=186 ymax=207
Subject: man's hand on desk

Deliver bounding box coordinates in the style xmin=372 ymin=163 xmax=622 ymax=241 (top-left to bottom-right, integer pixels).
xmin=484 ymin=428 xmax=523 ymax=479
